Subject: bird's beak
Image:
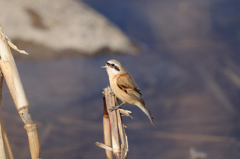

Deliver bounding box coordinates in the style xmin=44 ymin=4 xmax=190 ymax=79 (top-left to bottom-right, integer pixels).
xmin=101 ymin=65 xmax=107 ymax=68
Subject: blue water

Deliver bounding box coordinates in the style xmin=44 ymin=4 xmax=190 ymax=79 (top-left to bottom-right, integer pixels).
xmin=1 ymin=0 xmax=240 ymax=158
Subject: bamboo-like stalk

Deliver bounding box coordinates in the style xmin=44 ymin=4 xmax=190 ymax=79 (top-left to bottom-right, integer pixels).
xmin=122 ymin=124 xmax=128 ymax=159
xmin=117 ymin=111 xmax=124 ymax=159
xmin=24 ymin=124 xmax=40 ymax=159
xmin=96 ymin=87 xmax=129 ymax=158
xmin=117 ymin=110 xmax=128 ymax=159
xmin=0 ymin=26 xmax=28 ymax=111
xmin=104 ymin=87 xmax=121 ymax=159
xmin=0 ymin=26 xmax=41 ymax=159
xmin=0 ymin=70 xmax=14 ymax=159
xmin=103 ymin=95 xmax=113 ymax=159
xmin=0 ymin=118 xmax=14 ymax=159
xmin=0 ymin=118 xmax=8 ymax=159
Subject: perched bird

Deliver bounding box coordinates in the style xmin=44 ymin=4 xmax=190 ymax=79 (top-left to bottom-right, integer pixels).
xmin=102 ymin=59 xmax=154 ymax=125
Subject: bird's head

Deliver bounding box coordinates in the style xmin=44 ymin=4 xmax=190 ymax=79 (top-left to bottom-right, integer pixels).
xmin=102 ymin=59 xmax=126 ymax=75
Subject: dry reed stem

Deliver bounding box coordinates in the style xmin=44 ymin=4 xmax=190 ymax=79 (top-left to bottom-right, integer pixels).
xmin=0 ymin=69 xmax=13 ymax=159
xmin=95 ymin=142 xmax=113 ymax=151
xmin=117 ymin=110 xmax=128 ymax=159
xmin=103 ymin=95 xmax=113 ymax=159
xmin=0 ymin=26 xmax=41 ymax=159
xmin=0 ymin=117 xmax=14 ymax=159
xmin=123 ymin=127 xmax=128 ymax=155
xmin=104 ymin=87 xmax=121 ymax=158
xmin=24 ymin=124 xmax=41 ymax=159
xmin=97 ymin=87 xmax=129 ymax=158
xmin=0 ymin=26 xmax=29 ymax=111
xmin=117 ymin=111 xmax=125 ymax=159
xmin=4 ymin=34 xmax=28 ymax=55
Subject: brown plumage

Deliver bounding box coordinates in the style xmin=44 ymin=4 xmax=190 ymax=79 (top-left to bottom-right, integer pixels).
xmin=102 ymin=59 xmax=154 ymax=125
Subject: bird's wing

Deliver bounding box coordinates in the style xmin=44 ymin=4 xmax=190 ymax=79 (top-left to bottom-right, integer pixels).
xmin=116 ymin=74 xmax=143 ymax=100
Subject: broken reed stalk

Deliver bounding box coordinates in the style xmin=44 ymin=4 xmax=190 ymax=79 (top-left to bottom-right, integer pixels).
xmin=0 ymin=26 xmax=41 ymax=159
xmin=0 ymin=72 xmax=14 ymax=159
xmin=105 ymin=87 xmax=121 ymax=159
xmin=0 ymin=118 xmax=14 ymax=159
xmin=117 ymin=110 xmax=128 ymax=159
xmin=96 ymin=87 xmax=129 ymax=159
xmin=103 ymin=95 xmax=113 ymax=159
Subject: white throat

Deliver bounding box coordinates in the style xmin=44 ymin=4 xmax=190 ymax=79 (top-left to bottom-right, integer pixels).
xmin=107 ymin=67 xmax=119 ymax=75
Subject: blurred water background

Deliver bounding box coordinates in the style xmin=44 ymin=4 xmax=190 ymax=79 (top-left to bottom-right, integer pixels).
xmin=1 ymin=0 xmax=240 ymax=158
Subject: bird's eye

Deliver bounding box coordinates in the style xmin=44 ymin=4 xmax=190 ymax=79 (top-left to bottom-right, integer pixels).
xmin=114 ymin=66 xmax=120 ymax=71
xmin=106 ymin=62 xmax=119 ymax=71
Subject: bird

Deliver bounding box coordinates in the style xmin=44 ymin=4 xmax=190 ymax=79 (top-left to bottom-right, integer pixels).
xmin=102 ymin=59 xmax=154 ymax=125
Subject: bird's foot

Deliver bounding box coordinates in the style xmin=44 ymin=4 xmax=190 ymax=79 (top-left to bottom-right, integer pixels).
xmin=109 ymin=102 xmax=126 ymax=111
xmin=109 ymin=105 xmax=122 ymax=111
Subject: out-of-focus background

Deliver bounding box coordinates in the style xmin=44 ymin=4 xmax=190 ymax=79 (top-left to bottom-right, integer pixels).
xmin=0 ymin=0 xmax=240 ymax=158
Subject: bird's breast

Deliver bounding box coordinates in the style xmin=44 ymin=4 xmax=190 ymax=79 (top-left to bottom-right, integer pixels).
xmin=110 ymin=76 xmax=137 ymax=105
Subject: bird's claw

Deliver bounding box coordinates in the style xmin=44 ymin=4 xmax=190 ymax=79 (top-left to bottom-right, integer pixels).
xmin=109 ymin=105 xmax=121 ymax=111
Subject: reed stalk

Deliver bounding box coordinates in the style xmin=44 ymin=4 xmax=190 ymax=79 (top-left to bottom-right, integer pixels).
xmin=103 ymin=95 xmax=113 ymax=159
xmin=0 ymin=26 xmax=41 ymax=159
xmin=0 ymin=71 xmax=14 ymax=159
xmin=96 ymin=87 xmax=129 ymax=159
xmin=104 ymin=87 xmax=121 ymax=158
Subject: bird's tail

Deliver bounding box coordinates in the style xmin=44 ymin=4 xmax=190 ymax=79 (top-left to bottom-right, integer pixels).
xmin=136 ymin=102 xmax=154 ymax=126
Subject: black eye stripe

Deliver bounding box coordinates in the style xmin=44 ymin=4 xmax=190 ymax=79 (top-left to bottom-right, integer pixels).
xmin=106 ymin=62 xmax=120 ymax=71
xmin=106 ymin=62 xmax=115 ymax=67
xmin=114 ymin=66 xmax=120 ymax=71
